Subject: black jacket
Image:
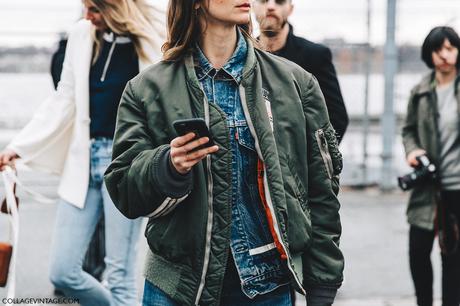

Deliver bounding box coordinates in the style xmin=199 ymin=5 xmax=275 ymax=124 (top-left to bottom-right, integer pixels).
xmin=274 ymin=25 xmax=349 ymax=143
xmin=50 ymin=38 xmax=68 ymax=89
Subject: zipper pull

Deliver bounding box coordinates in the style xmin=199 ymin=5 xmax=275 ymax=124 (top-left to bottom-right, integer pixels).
xmin=318 ymin=129 xmax=328 ymax=149
xmin=100 ymin=38 xmax=117 ymax=82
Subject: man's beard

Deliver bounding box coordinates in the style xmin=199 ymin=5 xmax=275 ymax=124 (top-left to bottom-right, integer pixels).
xmin=259 ymin=16 xmax=288 ymax=38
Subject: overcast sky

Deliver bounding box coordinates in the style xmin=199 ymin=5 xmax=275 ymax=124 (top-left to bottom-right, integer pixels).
xmin=2 ymin=0 xmax=460 ymax=47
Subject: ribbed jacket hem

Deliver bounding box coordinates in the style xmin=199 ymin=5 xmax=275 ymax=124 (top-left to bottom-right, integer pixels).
xmin=144 ymin=250 xmax=198 ymax=305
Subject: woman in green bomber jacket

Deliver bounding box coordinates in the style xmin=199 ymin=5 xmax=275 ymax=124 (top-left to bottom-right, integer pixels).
xmin=402 ymin=26 xmax=460 ymax=306
xmin=104 ymin=0 xmax=344 ymax=305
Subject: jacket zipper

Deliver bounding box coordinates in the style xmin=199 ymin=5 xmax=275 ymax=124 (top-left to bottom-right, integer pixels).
xmin=238 ymin=86 xmax=306 ymax=294
xmin=100 ymin=38 xmax=117 ymax=82
xmin=293 ymin=181 xmax=309 ymax=216
xmin=195 ymin=88 xmax=214 ymax=305
xmin=430 ymin=90 xmax=441 ymax=226
xmin=315 ymin=129 xmax=334 ymax=179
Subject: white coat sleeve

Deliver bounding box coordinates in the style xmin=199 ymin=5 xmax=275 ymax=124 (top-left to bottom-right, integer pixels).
xmin=7 ymin=26 xmax=78 ymax=174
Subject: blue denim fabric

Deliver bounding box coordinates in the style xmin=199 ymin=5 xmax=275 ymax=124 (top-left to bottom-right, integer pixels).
xmin=142 ymin=280 xmax=291 ymax=306
xmin=49 ymin=138 xmax=142 ymax=306
xmin=142 ymin=280 xmax=179 ymax=306
xmin=194 ymin=31 xmax=289 ymax=298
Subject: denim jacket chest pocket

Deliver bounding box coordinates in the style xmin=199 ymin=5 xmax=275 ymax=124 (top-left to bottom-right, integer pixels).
xmin=235 ymin=123 xmax=256 ymax=152
xmin=234 ymin=123 xmax=258 ymax=186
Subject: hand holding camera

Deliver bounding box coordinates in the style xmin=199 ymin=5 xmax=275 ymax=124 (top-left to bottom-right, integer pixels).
xmin=398 ymin=151 xmax=437 ymax=191
xmin=406 ymin=149 xmax=427 ymax=167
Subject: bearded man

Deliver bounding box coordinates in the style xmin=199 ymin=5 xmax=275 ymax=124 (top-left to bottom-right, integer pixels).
xmin=253 ymin=0 xmax=349 ymax=143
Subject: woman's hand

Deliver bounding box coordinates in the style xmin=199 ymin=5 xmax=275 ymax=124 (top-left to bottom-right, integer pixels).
xmin=0 ymin=149 xmax=19 ymax=171
xmin=406 ymin=149 xmax=426 ymax=167
xmin=170 ymin=133 xmax=219 ymax=174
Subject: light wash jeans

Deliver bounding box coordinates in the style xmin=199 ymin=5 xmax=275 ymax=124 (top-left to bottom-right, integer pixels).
xmin=49 ymin=138 xmax=142 ymax=306
xmin=142 ymin=280 xmax=292 ymax=306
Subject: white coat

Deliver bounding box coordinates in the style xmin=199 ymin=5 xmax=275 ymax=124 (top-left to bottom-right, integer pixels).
xmin=7 ymin=19 xmax=164 ymax=209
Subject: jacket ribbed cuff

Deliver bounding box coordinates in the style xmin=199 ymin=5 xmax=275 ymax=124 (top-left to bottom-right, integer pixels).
xmin=306 ymin=287 xmax=338 ymax=306
xmin=153 ymin=146 xmax=193 ymax=198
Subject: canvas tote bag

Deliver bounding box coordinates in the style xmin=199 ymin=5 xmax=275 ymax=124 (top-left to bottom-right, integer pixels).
xmin=1 ymin=165 xmax=54 ymax=298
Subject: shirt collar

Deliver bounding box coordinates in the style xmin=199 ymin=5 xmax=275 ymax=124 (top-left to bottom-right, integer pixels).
xmin=194 ymin=29 xmax=247 ymax=83
xmin=103 ymin=32 xmax=132 ymax=44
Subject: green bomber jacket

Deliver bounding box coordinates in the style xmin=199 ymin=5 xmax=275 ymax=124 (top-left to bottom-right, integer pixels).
xmin=104 ymin=40 xmax=344 ymax=305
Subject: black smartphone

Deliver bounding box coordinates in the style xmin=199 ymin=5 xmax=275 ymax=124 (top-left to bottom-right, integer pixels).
xmin=173 ymin=118 xmax=215 ymax=148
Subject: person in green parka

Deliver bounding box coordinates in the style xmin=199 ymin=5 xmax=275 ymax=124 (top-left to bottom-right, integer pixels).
xmin=402 ymin=26 xmax=460 ymax=306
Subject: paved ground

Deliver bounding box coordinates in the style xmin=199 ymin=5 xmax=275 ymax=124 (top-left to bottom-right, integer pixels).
xmin=0 ymin=168 xmax=444 ymax=306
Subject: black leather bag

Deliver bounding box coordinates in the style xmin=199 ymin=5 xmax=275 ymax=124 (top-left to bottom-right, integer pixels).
xmin=0 ymin=242 xmax=12 ymax=287
xmin=0 ymin=177 xmax=16 ymax=287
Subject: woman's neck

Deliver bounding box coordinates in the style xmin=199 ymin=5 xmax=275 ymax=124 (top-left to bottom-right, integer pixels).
xmin=199 ymin=22 xmax=238 ymax=69
xmin=436 ymin=69 xmax=457 ymax=86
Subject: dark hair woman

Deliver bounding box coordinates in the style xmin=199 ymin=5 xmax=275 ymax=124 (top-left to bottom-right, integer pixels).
xmin=402 ymin=26 xmax=460 ymax=306
xmin=105 ymin=1 xmax=344 ymax=305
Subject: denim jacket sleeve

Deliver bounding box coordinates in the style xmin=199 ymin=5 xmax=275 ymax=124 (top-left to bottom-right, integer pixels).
xmin=104 ymin=81 xmax=193 ymax=219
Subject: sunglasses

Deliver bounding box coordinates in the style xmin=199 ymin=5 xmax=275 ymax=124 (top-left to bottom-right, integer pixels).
xmin=255 ymin=0 xmax=289 ymax=4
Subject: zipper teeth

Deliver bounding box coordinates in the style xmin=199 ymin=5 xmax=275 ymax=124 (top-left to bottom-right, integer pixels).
xmin=293 ymin=187 xmax=309 ymax=219
xmin=100 ymin=39 xmax=117 ymax=82
xmin=262 ymin=173 xmax=305 ymax=294
xmin=238 ymin=86 xmax=305 ymax=294
xmin=195 ymin=154 xmax=214 ymax=305
xmin=195 ymin=85 xmax=214 ymax=305
xmin=316 ymin=129 xmax=333 ymax=179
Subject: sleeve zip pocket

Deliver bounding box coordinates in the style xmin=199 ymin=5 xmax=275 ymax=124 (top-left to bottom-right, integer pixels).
xmin=315 ymin=129 xmax=334 ymax=179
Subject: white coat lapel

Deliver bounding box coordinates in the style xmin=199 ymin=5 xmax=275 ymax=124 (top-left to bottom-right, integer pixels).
xmin=77 ymin=27 xmax=93 ymax=123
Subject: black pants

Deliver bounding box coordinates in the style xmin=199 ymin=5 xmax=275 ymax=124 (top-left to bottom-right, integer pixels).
xmin=409 ymin=190 xmax=460 ymax=306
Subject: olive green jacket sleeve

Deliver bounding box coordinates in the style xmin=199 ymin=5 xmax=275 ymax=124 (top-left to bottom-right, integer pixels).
xmin=401 ymin=89 xmax=422 ymax=157
xmin=104 ymin=81 xmax=192 ymax=219
xmin=300 ymin=75 xmax=344 ymax=291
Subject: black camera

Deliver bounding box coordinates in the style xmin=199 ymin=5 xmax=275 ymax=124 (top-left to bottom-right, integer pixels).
xmin=398 ymin=155 xmax=437 ymax=191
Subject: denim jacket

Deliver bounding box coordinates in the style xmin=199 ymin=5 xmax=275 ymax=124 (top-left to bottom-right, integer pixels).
xmin=194 ymin=31 xmax=290 ymax=298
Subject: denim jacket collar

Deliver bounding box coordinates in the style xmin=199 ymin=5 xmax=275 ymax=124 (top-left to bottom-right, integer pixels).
xmin=194 ymin=29 xmax=247 ymax=83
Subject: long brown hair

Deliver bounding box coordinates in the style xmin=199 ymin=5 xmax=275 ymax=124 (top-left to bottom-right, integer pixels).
xmin=86 ymin=0 xmax=165 ymax=64
xmin=163 ymin=0 xmax=255 ymax=61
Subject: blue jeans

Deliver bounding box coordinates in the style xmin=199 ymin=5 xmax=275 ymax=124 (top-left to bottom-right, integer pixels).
xmin=49 ymin=138 xmax=143 ymax=306
xmin=142 ymin=280 xmax=291 ymax=306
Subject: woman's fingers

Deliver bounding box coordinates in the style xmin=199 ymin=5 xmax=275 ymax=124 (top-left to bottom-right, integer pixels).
xmin=179 ymin=146 xmax=219 ymax=168
xmin=172 ymin=145 xmax=219 ymax=165
xmin=170 ymin=136 xmax=212 ymax=157
xmin=185 ymin=145 xmax=219 ymax=161
xmin=170 ymin=132 xmax=219 ymax=174
xmin=1 ymin=152 xmax=12 ymax=165
xmin=179 ymin=137 xmax=211 ymax=154
xmin=171 ymin=145 xmax=219 ymax=174
xmin=0 ymin=151 xmax=18 ymax=170
xmin=170 ymin=132 xmax=196 ymax=148
xmin=407 ymin=149 xmax=426 ymax=167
